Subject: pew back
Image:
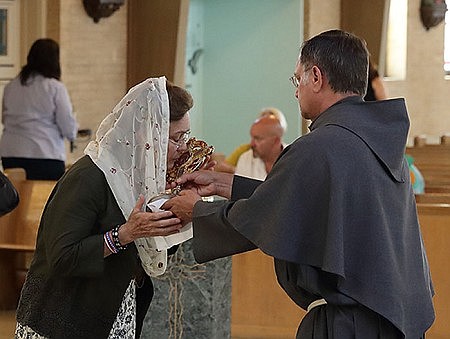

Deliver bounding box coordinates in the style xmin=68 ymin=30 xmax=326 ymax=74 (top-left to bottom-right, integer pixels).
xmin=0 ymin=169 xmax=56 ymax=309
xmin=0 ymin=169 xmax=56 ymax=251
xmin=0 ymin=168 xmax=25 ymax=247
xmin=231 ymin=250 xmax=305 ymax=338
xmin=406 ymin=143 xmax=450 ymax=193
xmin=417 ymin=203 xmax=450 ymax=338
xmin=415 ymin=193 xmax=450 ymax=204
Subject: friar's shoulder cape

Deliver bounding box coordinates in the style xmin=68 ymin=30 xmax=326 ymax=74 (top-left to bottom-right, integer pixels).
xmin=192 ymin=96 xmax=435 ymax=337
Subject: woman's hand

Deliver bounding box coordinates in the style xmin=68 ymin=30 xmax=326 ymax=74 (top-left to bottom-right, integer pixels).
xmin=118 ymin=195 xmax=183 ymax=245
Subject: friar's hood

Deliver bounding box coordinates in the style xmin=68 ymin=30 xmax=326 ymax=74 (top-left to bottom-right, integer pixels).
xmin=309 ymin=96 xmax=409 ymax=182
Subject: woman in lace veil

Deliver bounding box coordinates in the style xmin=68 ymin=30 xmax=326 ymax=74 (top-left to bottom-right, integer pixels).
xmin=16 ymin=77 xmax=196 ymax=339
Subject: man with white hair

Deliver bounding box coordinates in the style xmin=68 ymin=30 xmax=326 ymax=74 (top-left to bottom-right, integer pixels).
xmin=223 ymin=107 xmax=287 ymax=170
xmin=235 ymin=112 xmax=286 ymax=180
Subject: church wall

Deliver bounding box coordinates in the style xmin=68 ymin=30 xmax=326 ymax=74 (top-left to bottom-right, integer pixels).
xmin=308 ymin=0 xmax=450 ymax=145
xmin=384 ymin=0 xmax=450 ymax=144
xmin=199 ymin=0 xmax=303 ymax=155
xmin=304 ymin=0 xmax=341 ymax=38
xmin=11 ymin=0 xmax=449 ymax=161
xmin=54 ymin=1 xmax=128 ymax=163
xmin=301 ymin=0 xmax=341 ymax=133
xmin=60 ymin=0 xmax=450 ymax=151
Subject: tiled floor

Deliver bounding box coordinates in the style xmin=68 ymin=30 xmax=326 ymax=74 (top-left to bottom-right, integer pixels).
xmin=0 ymin=310 xmax=15 ymax=338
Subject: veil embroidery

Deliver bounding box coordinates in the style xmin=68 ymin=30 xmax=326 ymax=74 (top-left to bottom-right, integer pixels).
xmin=85 ymin=76 xmax=169 ymax=276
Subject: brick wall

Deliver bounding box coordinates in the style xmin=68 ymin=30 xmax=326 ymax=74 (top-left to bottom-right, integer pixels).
xmin=56 ymin=1 xmax=128 ymax=163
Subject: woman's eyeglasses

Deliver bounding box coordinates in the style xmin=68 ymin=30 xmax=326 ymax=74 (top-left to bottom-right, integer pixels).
xmin=169 ymin=130 xmax=191 ymax=149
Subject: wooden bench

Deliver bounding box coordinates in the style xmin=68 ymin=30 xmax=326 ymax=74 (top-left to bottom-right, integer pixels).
xmin=415 ymin=193 xmax=450 ymax=204
xmin=417 ymin=203 xmax=450 ymax=338
xmin=0 ymin=168 xmax=56 ymax=309
xmin=406 ymin=136 xmax=450 ymax=194
xmin=0 ymin=170 xmax=56 ymax=251
xmin=413 ymin=134 xmax=450 ymax=147
xmin=231 ymin=250 xmax=305 ymax=338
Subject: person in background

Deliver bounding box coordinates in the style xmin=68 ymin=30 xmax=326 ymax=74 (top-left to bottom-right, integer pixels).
xmin=14 ymin=77 xmax=202 ymax=339
xmin=214 ymin=107 xmax=287 ymax=174
xmin=364 ymin=58 xmax=387 ymax=101
xmin=235 ymin=114 xmax=286 ymax=180
xmin=165 ymin=30 xmax=435 ymax=338
xmin=405 ymin=154 xmax=425 ymax=194
xmin=0 ymin=38 xmax=78 ymax=180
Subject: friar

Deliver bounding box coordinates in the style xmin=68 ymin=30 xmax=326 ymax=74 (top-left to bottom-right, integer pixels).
xmin=164 ymin=29 xmax=435 ymax=338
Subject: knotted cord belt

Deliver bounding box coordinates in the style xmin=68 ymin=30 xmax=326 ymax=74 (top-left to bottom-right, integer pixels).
xmin=307 ymin=298 xmax=327 ymax=312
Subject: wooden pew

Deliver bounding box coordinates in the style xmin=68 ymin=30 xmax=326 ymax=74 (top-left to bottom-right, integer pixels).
xmin=231 ymin=250 xmax=305 ymax=338
xmin=406 ymin=137 xmax=450 ymax=194
xmin=0 ymin=175 xmax=56 ymax=251
xmin=0 ymin=169 xmax=56 ymax=309
xmin=0 ymin=169 xmax=26 ymax=309
xmin=415 ymin=193 xmax=450 ymax=204
xmin=0 ymin=168 xmax=25 ymax=249
xmin=425 ymin=186 xmax=450 ymax=193
xmin=417 ymin=203 xmax=450 ymax=338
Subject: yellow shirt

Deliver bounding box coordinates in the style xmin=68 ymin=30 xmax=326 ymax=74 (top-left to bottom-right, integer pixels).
xmin=225 ymin=143 xmax=251 ymax=166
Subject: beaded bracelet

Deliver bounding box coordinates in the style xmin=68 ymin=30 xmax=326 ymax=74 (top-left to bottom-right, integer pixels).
xmin=111 ymin=225 xmax=127 ymax=251
xmin=104 ymin=231 xmax=118 ymax=254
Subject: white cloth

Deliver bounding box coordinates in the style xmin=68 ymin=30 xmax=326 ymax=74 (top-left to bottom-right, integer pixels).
xmin=85 ymin=76 xmax=173 ymax=276
xmin=146 ymin=194 xmax=193 ymax=250
xmin=235 ymin=149 xmax=268 ymax=180
xmin=0 ymin=75 xmax=77 ymax=161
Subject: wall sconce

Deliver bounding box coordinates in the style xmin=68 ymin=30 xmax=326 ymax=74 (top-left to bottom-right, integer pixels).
xmin=83 ymin=0 xmax=125 ymax=23
xmin=188 ymin=49 xmax=203 ymax=75
xmin=420 ymin=0 xmax=448 ymax=30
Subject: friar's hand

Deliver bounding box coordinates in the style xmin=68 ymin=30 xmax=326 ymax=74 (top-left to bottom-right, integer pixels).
xmin=200 ymin=155 xmax=217 ymax=171
xmin=165 ymin=157 xmax=216 ymax=192
xmin=162 ymin=190 xmax=202 ymax=225
xmin=172 ymin=170 xmax=233 ymax=198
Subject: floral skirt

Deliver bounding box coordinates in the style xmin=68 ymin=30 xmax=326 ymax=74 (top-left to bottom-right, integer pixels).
xmin=15 ymin=280 xmax=136 ymax=339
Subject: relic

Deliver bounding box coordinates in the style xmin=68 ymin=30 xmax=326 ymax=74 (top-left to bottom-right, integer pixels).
xmin=147 ymin=137 xmax=214 ymax=212
xmin=166 ymin=137 xmax=215 ymax=184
